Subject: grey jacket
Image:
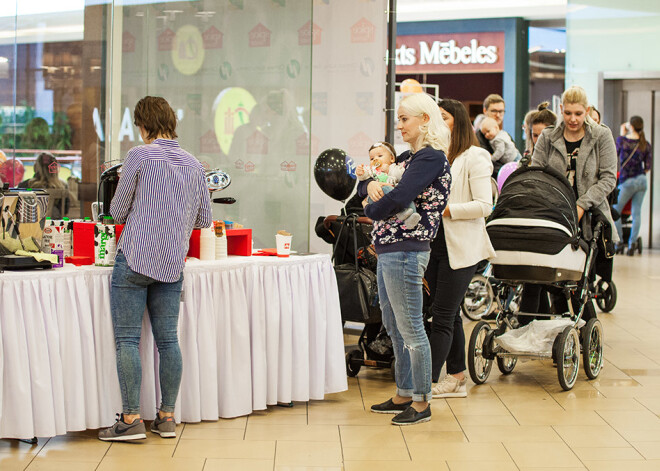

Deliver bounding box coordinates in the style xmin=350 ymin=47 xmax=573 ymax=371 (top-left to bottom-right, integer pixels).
xmin=532 ymin=117 xmax=618 ymax=241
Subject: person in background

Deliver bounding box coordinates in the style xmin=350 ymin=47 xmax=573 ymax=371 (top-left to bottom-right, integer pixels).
xmin=589 ymin=106 xmax=601 ymax=124
xmin=427 ymin=99 xmax=495 ymax=398
xmin=99 ymin=96 xmax=212 ymax=442
xmin=522 ymin=109 xmax=537 ymax=160
xmin=613 ymin=116 xmax=652 ymax=255
xmin=480 ymin=117 xmax=521 ymax=166
xmin=18 ymin=152 xmax=70 ymax=218
xmin=360 ymin=93 xmax=451 ymax=425
xmin=517 ymin=102 xmax=558 ymax=319
xmin=476 ymin=94 xmax=506 ymax=154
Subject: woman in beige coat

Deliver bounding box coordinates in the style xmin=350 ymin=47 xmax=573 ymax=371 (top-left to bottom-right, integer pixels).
xmin=427 ymin=99 xmax=496 ymax=398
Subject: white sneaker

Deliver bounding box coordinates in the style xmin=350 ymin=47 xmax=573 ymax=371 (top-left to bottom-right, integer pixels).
xmin=432 ymin=375 xmax=467 ymax=398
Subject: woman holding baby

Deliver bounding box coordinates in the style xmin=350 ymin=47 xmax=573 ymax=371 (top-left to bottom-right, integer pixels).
xmin=358 ymin=93 xmax=451 ymax=425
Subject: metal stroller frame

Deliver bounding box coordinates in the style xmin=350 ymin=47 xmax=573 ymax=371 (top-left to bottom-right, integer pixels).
xmin=323 ymin=214 xmax=395 ymax=378
xmin=468 ymin=216 xmax=605 ymax=391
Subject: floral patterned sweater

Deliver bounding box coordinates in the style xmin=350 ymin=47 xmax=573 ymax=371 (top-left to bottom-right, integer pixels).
xmin=358 ymin=147 xmax=451 ymax=254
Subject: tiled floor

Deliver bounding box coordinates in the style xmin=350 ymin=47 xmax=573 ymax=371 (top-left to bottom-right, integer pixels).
xmin=2 ymin=251 xmax=660 ymax=470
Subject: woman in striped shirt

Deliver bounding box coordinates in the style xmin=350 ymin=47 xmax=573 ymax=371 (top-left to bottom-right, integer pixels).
xmin=99 ymin=96 xmax=212 ymax=442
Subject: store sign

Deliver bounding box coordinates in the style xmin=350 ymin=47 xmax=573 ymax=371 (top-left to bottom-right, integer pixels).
xmin=395 ymin=32 xmax=505 ymax=74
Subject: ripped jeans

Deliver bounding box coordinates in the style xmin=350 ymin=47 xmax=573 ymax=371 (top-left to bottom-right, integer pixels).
xmin=377 ymin=250 xmax=431 ymax=402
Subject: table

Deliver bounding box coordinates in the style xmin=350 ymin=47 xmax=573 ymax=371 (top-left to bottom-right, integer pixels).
xmin=0 ymin=254 xmax=347 ymax=439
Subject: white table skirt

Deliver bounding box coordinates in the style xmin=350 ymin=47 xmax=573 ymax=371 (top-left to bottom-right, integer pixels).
xmin=0 ymin=254 xmax=347 ymax=439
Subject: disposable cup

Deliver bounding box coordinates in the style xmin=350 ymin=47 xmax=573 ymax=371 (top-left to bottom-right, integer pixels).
xmin=275 ymin=234 xmax=292 ymax=257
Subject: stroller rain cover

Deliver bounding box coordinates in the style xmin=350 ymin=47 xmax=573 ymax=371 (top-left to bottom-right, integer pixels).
xmin=486 ymin=166 xmax=579 ymax=255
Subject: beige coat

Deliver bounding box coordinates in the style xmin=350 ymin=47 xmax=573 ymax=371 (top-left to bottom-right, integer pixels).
xmin=531 ymin=117 xmax=618 ymax=240
xmin=443 ymin=146 xmax=496 ymax=269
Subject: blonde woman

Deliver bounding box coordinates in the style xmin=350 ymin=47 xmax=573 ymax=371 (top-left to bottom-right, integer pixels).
xmin=359 ymin=93 xmax=451 ymax=425
xmin=532 ymin=86 xmax=617 ymax=323
xmin=532 ymin=86 xmax=617 ymax=226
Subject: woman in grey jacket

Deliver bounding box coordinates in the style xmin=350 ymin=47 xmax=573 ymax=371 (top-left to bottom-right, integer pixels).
xmin=532 ymin=86 xmax=617 ymax=233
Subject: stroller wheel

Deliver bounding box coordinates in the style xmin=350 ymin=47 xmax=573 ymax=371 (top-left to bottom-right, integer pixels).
xmin=468 ymin=321 xmax=494 ymax=384
xmin=346 ymin=349 xmax=362 ymax=377
xmin=461 ymin=274 xmax=495 ymax=321
xmin=582 ymin=318 xmax=604 ymax=380
xmin=557 ymin=326 xmax=580 ymax=391
xmin=595 ymin=279 xmax=617 ymax=312
xmin=497 ymin=355 xmax=517 ymax=375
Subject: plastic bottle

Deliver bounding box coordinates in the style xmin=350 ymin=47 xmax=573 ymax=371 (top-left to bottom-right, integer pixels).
xmin=42 ymin=217 xmax=54 ymax=253
xmin=62 ymin=217 xmax=73 ymax=257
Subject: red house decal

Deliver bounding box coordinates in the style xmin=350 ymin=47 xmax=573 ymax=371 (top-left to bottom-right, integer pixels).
xmin=48 ymin=161 xmax=60 ymax=174
xmin=247 ymin=130 xmax=268 ymax=154
xmin=280 ymin=161 xmax=289 ymax=172
xmin=351 ymin=17 xmax=375 ymax=43
xmin=348 ymin=132 xmax=374 ymax=160
xmin=287 ymin=161 xmax=297 ymax=172
xmin=123 ymin=32 xmax=136 ymax=53
xmin=244 ymin=161 xmax=255 ymax=173
xmin=203 ymin=26 xmax=223 ymax=49
xmin=200 ymin=130 xmax=221 ymax=154
xmin=235 ymin=159 xmax=245 ymax=170
xmin=158 ymin=28 xmax=175 ymax=51
xmin=249 ymin=23 xmax=271 ymax=47
xmin=298 ymin=21 xmax=322 ymax=46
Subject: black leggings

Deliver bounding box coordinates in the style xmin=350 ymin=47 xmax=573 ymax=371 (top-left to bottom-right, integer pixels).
xmin=425 ymin=230 xmax=478 ymax=382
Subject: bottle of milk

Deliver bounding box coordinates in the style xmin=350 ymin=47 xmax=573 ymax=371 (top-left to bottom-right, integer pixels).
xmin=95 ymin=217 xmax=117 ymax=266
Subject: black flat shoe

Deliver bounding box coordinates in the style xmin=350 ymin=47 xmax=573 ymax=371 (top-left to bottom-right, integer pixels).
xmin=370 ymin=398 xmax=412 ymax=414
xmin=391 ymin=405 xmax=431 ymax=425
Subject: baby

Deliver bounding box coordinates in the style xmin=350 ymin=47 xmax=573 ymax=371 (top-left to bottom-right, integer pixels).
xmin=480 ymin=117 xmax=521 ymax=164
xmin=356 ymin=142 xmax=421 ymax=228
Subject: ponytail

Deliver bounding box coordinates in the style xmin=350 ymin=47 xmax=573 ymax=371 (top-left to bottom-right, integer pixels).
xmin=630 ymin=115 xmax=647 ymax=152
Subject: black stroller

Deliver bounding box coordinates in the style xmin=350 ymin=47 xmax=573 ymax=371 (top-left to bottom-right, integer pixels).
xmin=468 ymin=166 xmax=608 ymax=390
xmin=319 ymin=214 xmax=394 ymax=377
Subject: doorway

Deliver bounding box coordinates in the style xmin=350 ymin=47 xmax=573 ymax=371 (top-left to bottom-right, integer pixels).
xmin=600 ymin=73 xmax=660 ymax=249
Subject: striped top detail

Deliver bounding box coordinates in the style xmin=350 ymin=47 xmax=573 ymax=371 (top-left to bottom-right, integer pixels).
xmin=110 ymin=139 xmax=212 ymax=282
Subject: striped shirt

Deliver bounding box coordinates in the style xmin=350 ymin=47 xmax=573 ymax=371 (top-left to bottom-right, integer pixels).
xmin=110 ymin=138 xmax=212 ymax=283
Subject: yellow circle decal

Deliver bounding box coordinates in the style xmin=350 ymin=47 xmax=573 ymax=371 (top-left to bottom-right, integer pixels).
xmin=172 ymin=25 xmax=205 ymax=76
xmin=213 ymin=87 xmax=257 ymax=155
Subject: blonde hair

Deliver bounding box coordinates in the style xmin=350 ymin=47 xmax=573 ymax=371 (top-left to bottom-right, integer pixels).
xmin=398 ymin=93 xmax=450 ymax=153
xmin=561 ymin=86 xmax=589 ymax=109
xmin=480 ymin=117 xmax=498 ymax=133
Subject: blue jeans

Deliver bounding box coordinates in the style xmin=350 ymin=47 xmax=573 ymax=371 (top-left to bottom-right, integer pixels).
xmin=377 ymin=250 xmax=431 ymax=402
xmin=614 ymin=174 xmax=648 ymax=246
xmin=110 ymin=251 xmax=184 ymax=414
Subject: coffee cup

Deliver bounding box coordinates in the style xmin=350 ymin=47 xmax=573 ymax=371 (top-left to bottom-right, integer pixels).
xmin=275 ymin=234 xmax=292 ymax=257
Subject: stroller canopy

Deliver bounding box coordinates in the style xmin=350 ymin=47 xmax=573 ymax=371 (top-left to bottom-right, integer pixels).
xmin=487 ymin=166 xmax=579 ymax=255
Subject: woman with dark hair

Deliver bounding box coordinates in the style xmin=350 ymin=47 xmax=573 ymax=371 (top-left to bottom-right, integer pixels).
xmin=427 ymin=99 xmax=495 ymax=398
xmin=99 ymin=96 xmax=212 ymax=441
xmin=613 ymin=116 xmax=652 ymax=255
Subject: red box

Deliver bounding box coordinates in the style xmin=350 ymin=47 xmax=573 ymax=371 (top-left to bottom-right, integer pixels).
xmin=226 ymin=228 xmax=252 ymax=256
xmin=187 ymin=228 xmax=201 ymax=258
xmin=73 ymin=221 xmax=95 ymax=261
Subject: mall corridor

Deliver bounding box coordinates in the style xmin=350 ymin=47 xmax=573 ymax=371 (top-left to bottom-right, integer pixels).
xmin=1 ymin=250 xmax=660 ymax=470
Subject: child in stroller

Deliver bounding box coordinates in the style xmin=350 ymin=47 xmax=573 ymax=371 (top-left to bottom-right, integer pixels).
xmin=468 ymin=166 xmax=611 ymax=390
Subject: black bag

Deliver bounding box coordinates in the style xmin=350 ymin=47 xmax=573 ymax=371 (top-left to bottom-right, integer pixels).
xmin=332 ymin=214 xmax=381 ymax=323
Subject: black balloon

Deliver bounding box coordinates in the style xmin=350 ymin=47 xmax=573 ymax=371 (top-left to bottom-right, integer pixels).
xmin=314 ymin=148 xmax=357 ymax=201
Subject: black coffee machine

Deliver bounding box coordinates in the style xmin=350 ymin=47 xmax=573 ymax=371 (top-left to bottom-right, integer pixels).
xmin=98 ymin=164 xmax=122 ymax=220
